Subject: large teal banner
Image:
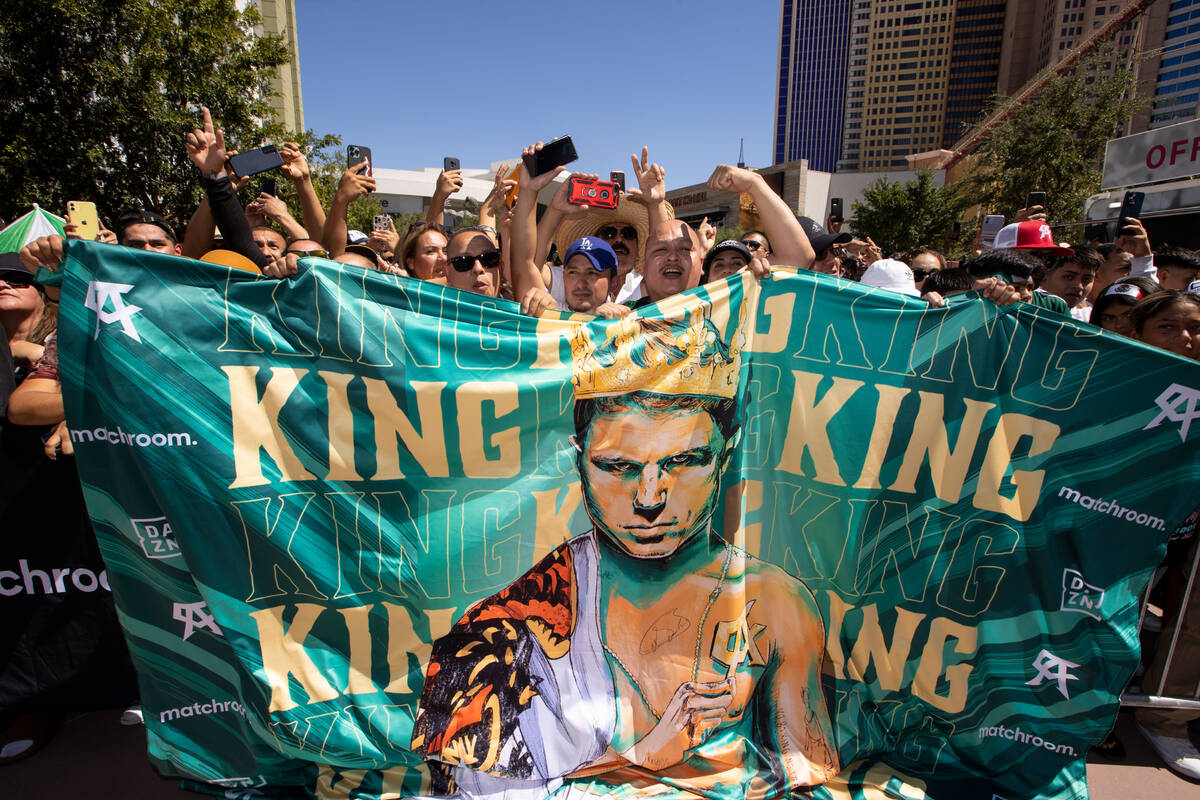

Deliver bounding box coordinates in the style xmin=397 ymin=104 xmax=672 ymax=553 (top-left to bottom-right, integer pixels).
xmin=45 ymin=240 xmax=1200 ymax=799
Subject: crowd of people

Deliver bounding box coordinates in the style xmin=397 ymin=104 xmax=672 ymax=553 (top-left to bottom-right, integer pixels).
xmin=2 ymin=106 xmax=1200 ymax=782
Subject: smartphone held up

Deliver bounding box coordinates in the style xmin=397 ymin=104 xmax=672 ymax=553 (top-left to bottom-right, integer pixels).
xmin=347 ymin=144 xmax=372 ymax=176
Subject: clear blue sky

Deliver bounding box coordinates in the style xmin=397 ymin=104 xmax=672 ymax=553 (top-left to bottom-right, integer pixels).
xmin=295 ymin=0 xmax=780 ymax=189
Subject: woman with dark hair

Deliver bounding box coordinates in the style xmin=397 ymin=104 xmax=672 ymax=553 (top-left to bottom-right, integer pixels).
xmin=904 ymin=247 xmax=946 ymax=293
xmin=1088 ymin=277 xmax=1160 ymax=336
xmin=400 ymin=222 xmax=449 ymax=284
xmin=1129 ymin=290 xmax=1200 ymax=359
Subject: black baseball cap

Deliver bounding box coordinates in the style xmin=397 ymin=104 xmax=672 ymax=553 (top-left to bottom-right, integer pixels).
xmin=704 ymin=239 xmax=753 ymax=272
xmin=116 ymin=208 xmax=177 ymax=243
xmin=0 ymin=252 xmax=36 ymax=284
xmin=796 ymin=216 xmax=852 ymax=253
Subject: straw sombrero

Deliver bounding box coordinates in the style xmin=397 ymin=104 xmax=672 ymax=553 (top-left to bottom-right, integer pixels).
xmin=201 ymin=248 xmax=261 ymax=273
xmin=553 ymin=195 xmax=674 ymax=271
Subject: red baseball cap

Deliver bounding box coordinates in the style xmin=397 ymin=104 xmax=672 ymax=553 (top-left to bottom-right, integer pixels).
xmin=994 ymin=221 xmax=1074 ymax=256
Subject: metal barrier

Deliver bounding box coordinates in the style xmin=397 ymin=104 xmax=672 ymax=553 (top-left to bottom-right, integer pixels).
xmin=1120 ymin=535 xmax=1200 ymax=710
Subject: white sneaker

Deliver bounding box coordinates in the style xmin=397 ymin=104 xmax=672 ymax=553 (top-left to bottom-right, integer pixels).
xmin=1137 ymin=722 xmax=1200 ymax=779
xmin=120 ymin=705 xmax=143 ymax=726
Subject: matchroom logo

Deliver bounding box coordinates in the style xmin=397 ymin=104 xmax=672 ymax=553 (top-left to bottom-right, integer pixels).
xmin=70 ymin=424 xmax=197 ymax=449
xmin=158 ymin=698 xmax=247 ymax=724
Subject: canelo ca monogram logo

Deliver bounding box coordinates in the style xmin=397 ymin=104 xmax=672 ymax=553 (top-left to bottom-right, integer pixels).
xmin=1026 ymin=649 xmax=1080 ymax=699
xmin=84 ymin=280 xmax=142 ymax=342
xmin=1144 ymin=383 xmax=1200 ymax=442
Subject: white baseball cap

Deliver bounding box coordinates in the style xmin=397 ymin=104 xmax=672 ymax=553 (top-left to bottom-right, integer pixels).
xmin=861 ymin=259 xmax=920 ymax=296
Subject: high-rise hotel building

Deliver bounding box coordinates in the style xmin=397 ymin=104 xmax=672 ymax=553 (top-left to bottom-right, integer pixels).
xmin=773 ymin=0 xmax=854 ymax=171
xmin=773 ymin=0 xmax=1179 ymax=172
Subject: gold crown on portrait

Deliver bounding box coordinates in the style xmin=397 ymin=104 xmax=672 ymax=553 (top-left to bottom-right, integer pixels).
xmin=569 ymin=304 xmax=743 ymax=399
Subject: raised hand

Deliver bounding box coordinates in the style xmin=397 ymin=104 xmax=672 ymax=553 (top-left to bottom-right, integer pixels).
xmin=706 ymin=164 xmax=760 ymax=194
xmin=185 ymin=106 xmax=229 ymax=178
xmin=19 ymin=235 xmax=66 ymax=271
xmin=336 ymin=163 xmax=376 ymax=203
xmin=747 ymin=250 xmax=771 ymax=280
xmin=697 ymin=216 xmax=716 ymax=253
xmin=862 ymin=237 xmax=882 ymax=265
xmin=261 ymin=251 xmax=299 ymax=279
xmin=435 ymin=168 xmax=464 ymax=198
xmin=550 ymin=172 xmax=598 ymax=217
xmin=367 ymin=215 xmax=400 ymax=254
xmin=520 ymin=286 xmax=557 ymax=317
xmin=973 ymin=276 xmax=1020 ymax=307
xmin=250 ymin=192 xmax=290 ymax=221
xmin=1116 ymin=217 xmax=1151 ymax=257
xmin=486 ymin=167 xmax=517 ymax=214
xmin=631 ymin=146 xmax=666 ymax=205
xmin=518 ymin=143 xmax=567 ymax=196
xmin=279 ymin=142 xmax=311 ymax=181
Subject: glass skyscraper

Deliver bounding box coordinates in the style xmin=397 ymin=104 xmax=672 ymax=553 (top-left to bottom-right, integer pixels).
xmin=1150 ymin=0 xmax=1200 ymax=127
xmin=773 ymin=0 xmax=853 ymax=171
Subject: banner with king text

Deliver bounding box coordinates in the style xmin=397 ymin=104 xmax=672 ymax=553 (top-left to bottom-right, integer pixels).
xmin=45 ymin=240 xmax=1200 ymax=800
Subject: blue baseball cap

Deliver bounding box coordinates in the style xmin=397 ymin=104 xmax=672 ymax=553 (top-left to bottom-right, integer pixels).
xmin=563 ymin=236 xmax=617 ymax=273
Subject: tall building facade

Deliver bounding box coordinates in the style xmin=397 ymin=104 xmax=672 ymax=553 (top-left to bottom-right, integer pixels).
xmin=774 ymin=0 xmax=1180 ymax=172
xmin=1149 ymin=0 xmax=1200 ymax=127
xmin=239 ymin=0 xmax=305 ymax=131
xmin=777 ymin=0 xmax=1006 ymax=173
xmin=942 ymin=2 xmax=1006 ymax=148
xmin=773 ymin=0 xmax=853 ymax=171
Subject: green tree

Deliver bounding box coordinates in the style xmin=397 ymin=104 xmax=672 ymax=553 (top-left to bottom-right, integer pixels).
xmin=0 ymin=0 xmax=292 ymax=226
xmin=955 ymin=50 xmax=1145 ymax=226
xmin=850 ymin=172 xmax=960 ymax=255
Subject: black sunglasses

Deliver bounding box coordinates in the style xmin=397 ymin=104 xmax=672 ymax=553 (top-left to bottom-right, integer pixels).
xmin=742 ymin=240 xmax=764 ymax=251
xmin=0 ymin=273 xmax=34 ymax=287
xmin=597 ymin=225 xmax=637 ymax=241
xmin=912 ymin=268 xmax=929 ymax=282
xmin=449 ymin=249 xmax=501 ymax=272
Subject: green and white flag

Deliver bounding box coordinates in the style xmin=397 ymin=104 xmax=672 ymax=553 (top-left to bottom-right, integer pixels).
xmin=45 ymin=241 xmax=1200 ymax=799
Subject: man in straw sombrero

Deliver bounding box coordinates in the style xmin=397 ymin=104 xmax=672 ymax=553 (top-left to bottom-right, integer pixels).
xmin=524 ymin=151 xmax=664 ymax=308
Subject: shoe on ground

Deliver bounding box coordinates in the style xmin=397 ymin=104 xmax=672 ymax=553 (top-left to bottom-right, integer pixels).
xmin=1138 ymin=722 xmax=1200 ymax=779
xmin=0 ymin=711 xmax=64 ymax=764
xmin=120 ymin=705 xmax=143 ymax=726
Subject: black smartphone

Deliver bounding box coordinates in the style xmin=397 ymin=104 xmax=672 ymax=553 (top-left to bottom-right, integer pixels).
xmin=830 ymin=197 xmax=844 ymax=223
xmin=610 ymin=171 xmax=626 ymax=193
xmin=522 ymin=136 xmax=578 ymax=178
xmin=443 ymin=157 xmax=460 ymax=172
xmin=259 ymin=177 xmax=277 ymax=197
xmin=228 ymin=145 xmax=284 ymax=178
xmin=1026 ymin=191 xmax=1047 ymax=211
xmin=1118 ymin=190 xmax=1145 ymax=231
xmin=347 ymin=144 xmax=372 ymax=176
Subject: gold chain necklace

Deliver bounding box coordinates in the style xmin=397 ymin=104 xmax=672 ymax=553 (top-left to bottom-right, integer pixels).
xmin=600 ymin=543 xmax=734 ymax=721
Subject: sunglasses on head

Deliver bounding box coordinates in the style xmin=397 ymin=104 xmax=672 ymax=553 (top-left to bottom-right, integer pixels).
xmin=449 ymin=249 xmax=501 ymax=272
xmin=287 ymin=248 xmax=328 ymax=258
xmin=597 ymin=225 xmax=637 ymax=241
xmin=0 ymin=273 xmax=34 ymax=287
